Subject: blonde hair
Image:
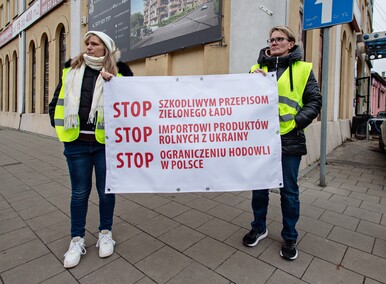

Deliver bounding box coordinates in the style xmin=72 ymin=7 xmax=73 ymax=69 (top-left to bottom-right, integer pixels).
xmin=71 ymin=34 xmax=118 ymax=75
xmin=269 ymin=26 xmax=296 ymax=43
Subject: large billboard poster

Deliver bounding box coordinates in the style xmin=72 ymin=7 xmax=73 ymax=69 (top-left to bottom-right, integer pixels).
xmin=88 ymin=0 xmax=222 ymax=62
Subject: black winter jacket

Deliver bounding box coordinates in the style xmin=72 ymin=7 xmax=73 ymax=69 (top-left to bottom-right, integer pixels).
xmin=256 ymin=45 xmax=322 ymax=155
xmin=48 ymin=60 xmax=133 ymax=128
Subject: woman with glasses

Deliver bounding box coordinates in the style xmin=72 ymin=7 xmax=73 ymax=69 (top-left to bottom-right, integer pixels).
xmin=243 ymin=26 xmax=322 ymax=261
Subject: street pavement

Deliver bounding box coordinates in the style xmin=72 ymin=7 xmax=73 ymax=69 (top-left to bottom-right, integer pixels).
xmin=0 ymin=127 xmax=385 ymax=284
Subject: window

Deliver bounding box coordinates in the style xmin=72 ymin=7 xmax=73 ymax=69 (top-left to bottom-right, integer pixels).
xmin=59 ymin=27 xmax=66 ymax=80
xmin=0 ymin=59 xmax=2 ymax=111
xmin=32 ymin=43 xmax=36 ymax=113
xmin=13 ymin=52 xmax=17 ymax=112
xmin=6 ymin=0 xmax=10 ymax=23
xmin=43 ymin=38 xmax=49 ymax=113
xmin=0 ymin=5 xmax=4 ymax=30
xmin=14 ymin=0 xmax=18 ymax=17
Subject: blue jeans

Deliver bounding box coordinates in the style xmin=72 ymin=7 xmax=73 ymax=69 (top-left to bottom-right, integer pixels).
xmin=64 ymin=140 xmax=115 ymax=238
xmin=251 ymin=154 xmax=301 ymax=241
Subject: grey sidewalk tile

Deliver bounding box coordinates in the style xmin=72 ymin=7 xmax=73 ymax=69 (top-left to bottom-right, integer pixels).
xmin=0 ymin=180 xmax=30 ymax=196
xmin=34 ymin=220 xmax=70 ymax=244
xmin=0 ymin=239 xmax=50 ymax=273
xmin=302 ymin=257 xmax=364 ymax=284
xmin=329 ymin=195 xmax=362 ymax=207
xmin=224 ymin=228 xmax=273 ymax=258
xmin=153 ymin=201 xmax=190 ymax=218
xmin=342 ymin=248 xmax=386 ymax=283
xmin=230 ymin=211 xmax=253 ymax=230
xmin=322 ymin=186 xmax=351 ymax=196
xmin=40 ymin=271 xmax=78 ymax=284
xmin=0 ymin=216 xmax=27 ymax=235
xmin=114 ymin=198 xmax=141 ymax=215
xmin=159 ymin=192 xmax=199 ymax=204
xmin=216 ymin=251 xmax=275 ymax=284
xmin=79 ymin=258 xmax=144 ymax=284
xmin=5 ymin=189 xmax=41 ymax=204
xmin=25 ymin=210 xmax=69 ymax=231
xmin=207 ymin=203 xmax=244 ymax=221
xmin=344 ymin=206 xmax=382 ymax=224
xmin=373 ymin=238 xmax=386 ymax=258
xmin=10 ymin=195 xmax=47 ymax=212
xmin=357 ymin=220 xmax=386 ymax=241
xmin=136 ymin=246 xmax=193 ymax=284
xmin=168 ymin=261 xmax=230 ymax=284
xmin=267 ymin=205 xmax=283 ymax=223
xmin=118 ymin=205 xmax=159 ymax=225
xmin=259 ymin=241 xmax=313 ymax=278
xmin=137 ymin=215 xmax=180 ymax=238
xmin=312 ymin=198 xmax=347 ymax=213
xmin=382 ymin=214 xmax=386 ymax=226
xmin=367 ymin=188 xmax=386 ymax=198
xmin=300 ymin=181 xmax=323 ymax=191
xmin=110 ymin=221 xmax=142 ymax=244
xmin=333 ymin=177 xmax=358 ymax=185
xmin=17 ymin=172 xmax=53 ymax=187
xmin=158 ymin=225 xmax=205 ymax=252
xmin=184 ymin=237 xmax=236 ymax=269
xmin=297 ymin=233 xmax=346 ymax=264
xmin=128 ymin=194 xmax=170 ymax=209
xmin=115 ymin=232 xmax=164 ymax=264
xmin=174 ymin=209 xmax=214 ymax=229
xmin=364 ymin=278 xmax=384 ymax=284
xmin=185 ymin=196 xmax=219 ymax=212
xmin=234 ymin=198 xmax=252 ymax=212
xmin=0 ymin=200 xmax=11 ymax=210
xmin=31 ymin=181 xmax=69 ymax=198
xmin=267 ymin=269 xmax=307 ymax=284
xmin=340 ymin=183 xmax=368 ymax=193
xmin=361 ymin=201 xmax=386 ymax=214
xmin=18 ymin=202 xmax=59 ymax=220
xmin=1 ymin=254 xmax=65 ymax=284
xmin=358 ymin=181 xmax=384 ymax=190
xmin=65 ymin=247 xmax=119 ymax=280
xmin=300 ymin=189 xmax=332 ymax=200
xmin=319 ymin=210 xmax=359 ymax=231
xmin=0 ymin=207 xmax=18 ymax=222
xmin=297 ymin=215 xmax=333 ymax=238
xmin=135 ymin=277 xmax=157 ymax=284
xmin=47 ymin=193 xmax=71 ymax=214
xmin=328 ymin=226 xmax=375 ymax=253
xmin=196 ymin=217 xmax=240 ymax=242
xmin=0 ymin=227 xmax=37 ymax=252
xmin=213 ymin=192 xmax=246 ymax=206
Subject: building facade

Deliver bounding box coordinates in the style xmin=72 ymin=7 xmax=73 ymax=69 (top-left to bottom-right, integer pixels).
xmin=0 ymin=0 xmax=374 ymax=169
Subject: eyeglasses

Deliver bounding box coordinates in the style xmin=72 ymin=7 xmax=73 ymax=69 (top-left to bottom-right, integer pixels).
xmin=267 ymin=37 xmax=289 ymax=45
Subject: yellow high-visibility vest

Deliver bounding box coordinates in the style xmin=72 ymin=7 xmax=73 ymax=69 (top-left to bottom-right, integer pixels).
xmin=54 ymin=67 xmax=121 ymax=143
xmin=250 ymin=61 xmax=312 ymax=134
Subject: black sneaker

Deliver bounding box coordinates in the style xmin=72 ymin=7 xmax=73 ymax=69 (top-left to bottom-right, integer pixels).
xmin=242 ymin=229 xmax=268 ymax=247
xmin=280 ymin=240 xmax=298 ymax=260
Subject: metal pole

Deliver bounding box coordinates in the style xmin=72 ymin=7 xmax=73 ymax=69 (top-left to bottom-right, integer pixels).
xmin=319 ymin=27 xmax=330 ymax=187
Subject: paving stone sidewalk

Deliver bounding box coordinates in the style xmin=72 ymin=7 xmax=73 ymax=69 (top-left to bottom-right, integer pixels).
xmin=0 ymin=128 xmax=385 ymax=284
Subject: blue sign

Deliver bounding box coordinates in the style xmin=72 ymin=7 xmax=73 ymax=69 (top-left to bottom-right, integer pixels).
xmin=303 ymin=0 xmax=354 ymax=30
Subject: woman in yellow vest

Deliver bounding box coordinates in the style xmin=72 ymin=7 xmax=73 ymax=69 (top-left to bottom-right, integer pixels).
xmin=48 ymin=31 xmax=132 ymax=268
xmin=242 ymin=26 xmax=322 ymax=260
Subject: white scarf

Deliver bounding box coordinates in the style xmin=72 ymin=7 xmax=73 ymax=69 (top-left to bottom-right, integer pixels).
xmin=63 ymin=54 xmax=105 ymax=130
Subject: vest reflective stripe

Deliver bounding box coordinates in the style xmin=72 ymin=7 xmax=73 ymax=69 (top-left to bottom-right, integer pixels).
xmin=250 ymin=61 xmax=312 ymax=134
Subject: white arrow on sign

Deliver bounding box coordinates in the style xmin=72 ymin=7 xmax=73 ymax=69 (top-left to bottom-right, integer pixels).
xmin=315 ymin=0 xmax=333 ymax=24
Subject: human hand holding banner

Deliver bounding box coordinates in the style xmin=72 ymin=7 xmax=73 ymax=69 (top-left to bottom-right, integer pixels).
xmin=104 ymin=73 xmax=283 ymax=193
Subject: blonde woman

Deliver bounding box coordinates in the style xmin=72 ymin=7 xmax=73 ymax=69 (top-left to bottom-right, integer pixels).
xmin=49 ymin=31 xmax=132 ymax=268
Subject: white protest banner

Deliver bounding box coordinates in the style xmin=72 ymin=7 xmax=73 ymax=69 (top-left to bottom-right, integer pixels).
xmin=104 ymin=73 xmax=283 ymax=193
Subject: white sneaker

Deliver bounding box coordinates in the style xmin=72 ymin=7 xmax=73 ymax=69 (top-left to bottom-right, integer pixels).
xmin=96 ymin=230 xmax=116 ymax=258
xmin=63 ymin=237 xmax=86 ymax=268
